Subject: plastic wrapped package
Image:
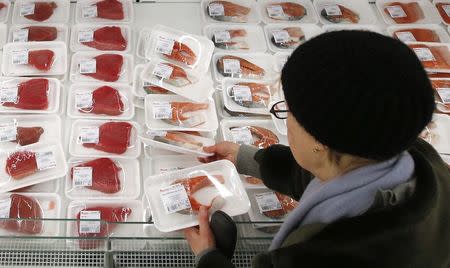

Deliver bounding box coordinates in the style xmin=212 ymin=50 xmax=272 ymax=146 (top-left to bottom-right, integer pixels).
xmin=430 ymin=79 xmax=450 ymax=114
xmin=376 ymin=0 xmax=441 ymax=25
xmin=203 ymin=24 xmax=267 ymax=52
xmin=314 ymin=0 xmax=377 ymax=24
xmin=144 ymin=160 xmax=250 ymax=232
xmin=8 ymin=24 xmax=69 ymax=44
xmin=214 ymin=90 xmax=270 ymax=119
xmin=12 ymin=0 xmax=70 ymax=24
xmin=12 ymin=179 xmax=60 ymax=193
xmin=66 ymin=200 xmax=144 ymax=249
xmin=435 ymin=0 xmax=450 ymax=25
xmin=0 ymin=0 xmax=11 ymax=23
xmin=258 ymin=0 xmax=318 ymax=24
xmin=145 ymin=25 xmax=214 ymax=74
xmin=136 ymin=28 xmax=151 ymax=60
xmin=75 ymin=0 xmax=133 ymax=24
xmin=142 ymin=195 xmax=183 ymax=238
xmin=140 ymin=59 xmax=214 ymax=103
xmin=132 ymin=64 xmax=174 ymax=100
xmin=419 ymin=113 xmax=450 ymax=154
xmin=65 ymin=157 xmax=140 ymax=200
xmin=408 ymin=43 xmax=450 ymax=73
xmin=201 ymin=0 xmax=261 ymax=24
xmin=387 ymin=24 xmax=450 ymax=43
xmin=264 ymin=23 xmax=322 ymax=53
xmin=69 ymin=119 xmax=141 ymax=159
xmin=0 ymin=77 xmax=61 ymax=114
xmin=144 ymin=94 xmax=219 ymax=132
xmin=70 ymin=24 xmax=131 ymax=52
xmin=149 ymin=155 xmax=203 ymax=176
xmin=70 ymin=52 xmax=133 ymax=84
xmin=2 ymin=42 xmax=67 ymax=76
xmin=67 ymin=83 xmax=134 ymax=120
xmin=0 ymin=193 xmax=60 ymax=236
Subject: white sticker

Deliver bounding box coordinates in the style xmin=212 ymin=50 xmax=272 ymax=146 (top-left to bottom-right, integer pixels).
xmin=436 ymin=88 xmax=450 ymax=104
xmin=160 ymin=183 xmax=191 ymax=214
xmin=20 ymin=3 xmax=35 ymax=16
xmin=0 ymin=86 xmax=18 ymax=103
xmin=214 ymin=31 xmax=231 ymax=44
xmin=0 ymin=121 xmax=18 ymax=143
xmin=35 ymin=151 xmax=57 ymax=171
xmin=272 ymin=30 xmax=290 ymax=44
xmin=79 ymin=210 xmax=101 ymax=234
xmin=78 ymin=30 xmax=94 ymax=43
xmin=153 ymin=63 xmax=174 ymax=79
xmin=152 ymin=101 xmax=172 ymax=119
xmin=324 ymin=4 xmax=342 ymax=16
xmin=75 ymin=91 xmax=93 ymax=109
xmin=73 ymin=167 xmax=93 ymax=187
xmin=230 ymin=127 xmax=253 ymax=145
xmin=0 ymin=198 xmax=11 ymax=219
xmin=441 ymin=154 xmax=450 ymax=165
xmin=146 ymin=130 xmax=167 ymax=138
xmin=79 ymin=127 xmax=99 ymax=144
xmin=413 ymin=47 xmax=436 ymax=62
xmin=13 ymin=29 xmax=29 ymax=42
xmin=79 ymin=59 xmax=97 ymax=74
xmin=443 ymin=4 xmax=450 ymax=17
xmin=266 ymin=5 xmax=285 ymax=18
xmin=232 ymin=85 xmax=252 ymax=102
xmin=395 ymin=31 xmax=416 ymax=42
xmin=159 ymin=167 xmax=185 ymax=174
xmin=82 ymin=5 xmax=98 ymax=18
xmin=12 ymin=50 xmax=29 ymax=65
xmin=255 ymin=192 xmax=282 ymax=213
xmin=208 ymin=3 xmax=225 ymax=16
xmin=386 ymin=5 xmax=406 ymax=18
xmin=223 ymin=59 xmax=241 ymax=74
xmin=155 ymin=36 xmax=175 ymax=55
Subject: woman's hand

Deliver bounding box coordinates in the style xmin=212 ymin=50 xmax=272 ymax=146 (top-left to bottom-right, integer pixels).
xmin=200 ymin=142 xmax=240 ymax=165
xmin=183 ymin=206 xmax=216 ymax=256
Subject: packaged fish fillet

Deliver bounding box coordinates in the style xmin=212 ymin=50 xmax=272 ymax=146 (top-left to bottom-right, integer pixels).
xmin=418 ymin=114 xmax=450 ymax=154
xmin=69 ymin=119 xmax=141 ymax=159
xmin=12 ymin=0 xmax=70 ymax=24
xmin=70 ymin=24 xmax=131 ymax=53
xmin=201 ymin=0 xmax=261 ymax=24
xmin=264 ymin=23 xmax=322 ymax=53
xmin=376 ymin=0 xmax=441 ymax=25
xmin=133 ymin=64 xmax=174 ymax=100
xmin=144 ymin=160 xmax=250 ymax=232
xmin=0 ymin=0 xmax=11 ymax=24
xmin=408 ymin=43 xmax=450 ymax=73
xmin=430 ymin=79 xmax=450 ymax=114
xmin=12 ymin=179 xmax=60 ymax=193
xmin=203 ymin=24 xmax=267 ymax=52
xmin=0 ymin=77 xmax=61 ymax=114
xmin=70 ymin=52 xmax=133 ymax=84
xmin=149 ymin=155 xmax=203 ymax=176
xmin=145 ymin=25 xmax=214 ymax=74
xmin=268 ymin=99 xmax=288 ymax=136
xmin=140 ymin=59 xmax=214 ymax=103
xmin=0 ymin=193 xmax=60 ymax=236
xmin=435 ymin=0 xmax=450 ymax=25
xmin=259 ymin=0 xmax=318 ymax=24
xmin=136 ymin=28 xmax=151 ymax=60
xmin=214 ymin=91 xmax=270 ymax=119
xmin=75 ymin=0 xmax=134 ymax=24
xmin=314 ymin=0 xmax=377 ymax=25
xmin=67 ymin=83 xmax=134 ymax=120
xmin=8 ymin=24 xmax=68 ymax=44
xmin=0 ymin=142 xmax=67 ymax=193
xmin=387 ymin=24 xmax=450 ymax=43
xmin=322 ymin=24 xmax=384 ymax=34
xmin=2 ymin=41 xmax=67 ymax=77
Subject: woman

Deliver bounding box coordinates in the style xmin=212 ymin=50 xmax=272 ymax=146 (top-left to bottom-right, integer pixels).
xmin=184 ymin=31 xmax=450 ymax=267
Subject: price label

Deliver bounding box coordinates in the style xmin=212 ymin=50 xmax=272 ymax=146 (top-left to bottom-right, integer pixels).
xmin=13 ymin=29 xmax=29 ymax=42
xmin=0 ymin=86 xmax=18 ymax=103
xmin=324 ymin=5 xmax=342 ymax=16
xmin=272 ymin=30 xmax=290 ymax=44
xmin=0 ymin=198 xmax=11 ymax=219
xmin=266 ymin=5 xmax=285 ymax=18
xmin=214 ymin=31 xmax=231 ymax=44
xmin=0 ymin=121 xmax=18 ymax=143
xmin=35 ymin=151 xmax=56 ymax=171
xmin=155 ymin=36 xmax=175 ymax=55
xmin=20 ymin=3 xmax=35 ymax=16
xmin=73 ymin=167 xmax=93 ymax=187
xmin=413 ymin=47 xmax=436 ymax=62
xmin=153 ymin=63 xmax=174 ymax=79
xmin=79 ymin=210 xmax=101 ymax=234
xmin=82 ymin=5 xmax=98 ymax=18
xmin=395 ymin=31 xmax=416 ymax=42
xmin=255 ymin=191 xmax=282 ymax=213
xmin=232 ymin=85 xmax=252 ymax=102
xmin=79 ymin=127 xmax=99 ymax=144
xmin=12 ymin=50 xmax=29 ymax=65
xmin=79 ymin=59 xmax=97 ymax=74
xmin=75 ymin=91 xmax=93 ymax=109
xmin=146 ymin=130 xmax=167 ymax=138
xmin=437 ymin=87 xmax=450 ymax=104
xmin=208 ymin=3 xmax=225 ymax=16
xmin=78 ymin=30 xmax=94 ymax=43
xmin=152 ymin=102 xmax=172 ymax=119
xmin=443 ymin=4 xmax=450 ymax=17
xmin=160 ymin=183 xmax=191 ymax=214
xmin=230 ymin=127 xmax=253 ymax=145
xmin=386 ymin=5 xmax=406 ymax=18
xmin=223 ymin=59 xmax=241 ymax=74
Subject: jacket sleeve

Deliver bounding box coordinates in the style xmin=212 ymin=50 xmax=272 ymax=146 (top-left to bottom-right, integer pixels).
xmin=196 ymin=249 xmax=235 ymax=268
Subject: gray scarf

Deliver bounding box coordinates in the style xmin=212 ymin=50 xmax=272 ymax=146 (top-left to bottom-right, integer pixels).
xmin=270 ymin=151 xmax=415 ymax=250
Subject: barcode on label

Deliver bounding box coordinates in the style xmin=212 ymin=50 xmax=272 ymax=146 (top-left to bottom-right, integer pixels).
xmin=266 ymin=5 xmax=284 ymax=18
xmin=79 ymin=59 xmax=97 ymax=74
xmin=73 ymin=167 xmax=93 ymax=187
xmin=12 ymin=50 xmax=29 ymax=65
xmin=160 ymin=183 xmax=191 ymax=214
xmin=79 ymin=210 xmax=101 ymax=234
xmin=75 ymin=91 xmax=93 ymax=109
xmin=152 ymin=102 xmax=172 ymax=119
xmin=395 ymin=31 xmax=416 ymax=42
xmin=413 ymin=47 xmax=436 ymax=62
xmin=0 ymin=121 xmax=18 ymax=143
xmin=223 ymin=59 xmax=241 ymax=74
xmin=82 ymin=5 xmax=98 ymax=18
xmin=20 ymin=3 xmax=35 ymax=16
xmin=230 ymin=127 xmax=253 ymax=145
xmin=386 ymin=5 xmax=406 ymax=18
xmin=78 ymin=30 xmax=94 ymax=43
xmin=208 ymin=3 xmax=225 ymax=16
xmin=35 ymin=151 xmax=56 ymax=171
xmin=155 ymin=36 xmax=175 ymax=55
xmin=13 ymin=29 xmax=29 ymax=42
xmin=272 ymin=30 xmax=290 ymax=44
xmin=436 ymin=87 xmax=450 ymax=103
xmin=0 ymin=86 xmax=18 ymax=103
xmin=79 ymin=127 xmax=99 ymax=144
xmin=324 ymin=5 xmax=342 ymax=16
xmin=152 ymin=63 xmax=174 ymax=79
xmin=255 ymin=191 xmax=282 ymax=213
xmin=214 ymin=31 xmax=231 ymax=44
xmin=232 ymin=85 xmax=252 ymax=102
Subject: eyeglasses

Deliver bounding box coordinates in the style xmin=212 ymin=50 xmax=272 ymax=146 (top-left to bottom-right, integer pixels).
xmin=270 ymin=100 xmax=289 ymax=119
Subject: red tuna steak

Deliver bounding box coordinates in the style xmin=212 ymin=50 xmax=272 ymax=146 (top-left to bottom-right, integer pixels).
xmin=81 ymin=26 xmax=127 ymax=51
xmin=2 ymin=78 xmax=49 ymax=110
xmin=76 ymin=206 xmax=131 ymax=249
xmin=5 ymin=151 xmax=38 ymax=179
xmin=0 ymin=194 xmax=43 ymax=234
xmin=0 ymin=3 xmax=6 ymax=10
xmin=28 ymin=49 xmax=55 ymax=71
xmin=83 ymin=122 xmax=132 ymax=154
xmin=71 ymin=158 xmax=122 ymax=194
xmin=24 ymin=1 xmax=57 ymax=22
xmin=15 ymin=127 xmax=44 ymax=146
xmin=26 ymin=26 xmax=57 ymax=41
xmin=82 ymin=54 xmax=123 ymax=82
xmin=79 ymin=86 xmax=124 ymax=116
xmin=96 ymin=0 xmax=124 ymax=20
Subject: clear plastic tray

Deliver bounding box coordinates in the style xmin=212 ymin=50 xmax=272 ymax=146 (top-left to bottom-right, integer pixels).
xmin=8 ymin=24 xmax=69 ymax=44
xmin=144 ymin=160 xmax=250 ymax=232
xmin=0 ymin=77 xmax=61 ymax=114
xmin=264 ymin=23 xmax=323 ymax=53
xmin=75 ymin=0 xmax=134 ymax=24
xmin=434 ymin=0 xmax=450 ymax=26
xmin=246 ymin=188 xmax=291 ymax=228
xmin=322 ymin=24 xmax=385 ymax=34
xmin=386 ymin=24 xmax=450 ymax=43
xmin=65 ymin=157 xmax=140 ymax=200
xmin=70 ymin=24 xmax=131 ymax=53
xmin=144 ymin=25 xmax=215 ymax=74
xmin=136 ymin=28 xmax=151 ymax=60
xmin=203 ymin=24 xmax=267 ymax=53
xmin=149 ymin=155 xmax=203 ymax=176
xmin=258 ymin=0 xmax=318 ymax=24
xmin=69 ymin=119 xmax=141 ymax=159
xmin=420 ymin=113 xmax=450 ymax=154
xmin=0 ymin=0 xmax=11 ymax=24
xmin=140 ymin=59 xmax=214 ymax=103
xmin=70 ymin=52 xmax=133 ymax=84
xmin=407 ymin=42 xmax=450 ymax=73
xmin=144 ymin=94 xmax=219 ymax=132
xmin=314 ymin=0 xmax=377 ymax=25
xmin=0 ymin=142 xmax=67 ymax=193
xmin=376 ymin=0 xmax=441 ymax=25
xmin=12 ymin=0 xmax=70 ymax=24
xmin=67 ymin=83 xmax=135 ymax=120
xmin=201 ymin=0 xmax=261 ymax=24
xmin=2 ymin=41 xmax=67 ymax=76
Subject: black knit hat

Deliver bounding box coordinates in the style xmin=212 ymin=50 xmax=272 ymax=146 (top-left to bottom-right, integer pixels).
xmin=281 ymin=30 xmax=435 ymax=160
